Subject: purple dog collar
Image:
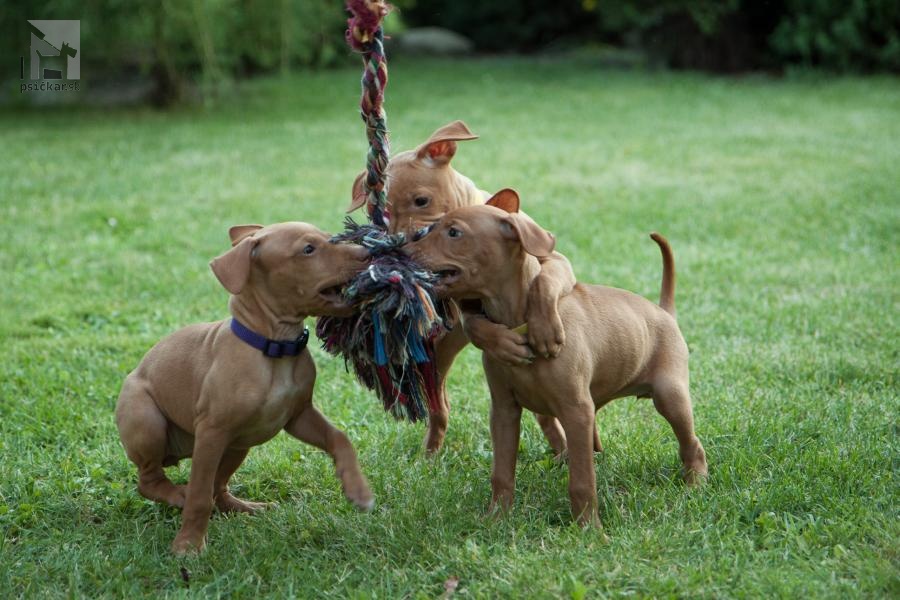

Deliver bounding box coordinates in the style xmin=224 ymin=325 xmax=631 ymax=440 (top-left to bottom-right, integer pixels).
xmin=230 ymin=318 xmax=309 ymax=358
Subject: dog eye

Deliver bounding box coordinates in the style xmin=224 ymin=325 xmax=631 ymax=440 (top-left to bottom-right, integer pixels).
xmin=302 ymin=244 xmax=315 ymax=255
xmin=447 ymin=227 xmax=462 ymax=239
xmin=413 ymin=196 xmax=430 ymax=208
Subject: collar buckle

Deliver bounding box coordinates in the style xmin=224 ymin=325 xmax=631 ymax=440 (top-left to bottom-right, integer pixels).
xmin=263 ymin=340 xmax=284 ymax=357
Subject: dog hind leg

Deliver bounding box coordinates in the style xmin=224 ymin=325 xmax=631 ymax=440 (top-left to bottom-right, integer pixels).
xmin=651 ymin=380 xmax=708 ymax=485
xmin=213 ymin=448 xmax=272 ymax=513
xmin=115 ymin=380 xmax=186 ymax=508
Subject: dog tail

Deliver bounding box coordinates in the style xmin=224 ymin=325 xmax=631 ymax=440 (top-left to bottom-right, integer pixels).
xmin=650 ymin=232 xmax=676 ymax=317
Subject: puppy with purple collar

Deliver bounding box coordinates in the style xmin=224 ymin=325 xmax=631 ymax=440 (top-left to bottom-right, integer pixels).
xmin=116 ymin=222 xmax=374 ymax=555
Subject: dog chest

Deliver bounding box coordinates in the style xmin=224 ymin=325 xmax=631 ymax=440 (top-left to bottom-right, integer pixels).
xmin=485 ymin=359 xmax=562 ymax=416
xmin=228 ymin=358 xmax=312 ymax=447
xmin=260 ymin=360 xmax=307 ymax=421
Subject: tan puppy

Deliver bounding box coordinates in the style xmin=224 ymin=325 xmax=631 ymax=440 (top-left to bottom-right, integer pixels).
xmin=408 ymin=190 xmax=708 ymax=528
xmin=349 ymin=121 xmax=597 ymax=455
xmin=115 ymin=222 xmax=374 ymax=555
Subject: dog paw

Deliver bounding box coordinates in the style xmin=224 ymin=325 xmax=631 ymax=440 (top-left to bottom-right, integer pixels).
xmin=354 ymin=495 xmax=376 ymax=512
xmin=423 ymin=414 xmax=448 ymax=454
xmin=348 ymin=491 xmax=375 ymax=512
xmin=526 ymin=313 xmax=565 ymax=359
xmin=483 ymin=506 xmax=504 ymax=523
xmin=485 ymin=495 xmax=513 ymax=521
xmin=487 ymin=332 xmax=534 ymax=366
xmin=575 ymin=512 xmax=605 ymax=532
xmin=552 ymin=449 xmax=569 ymax=463
xmin=171 ymin=485 xmax=188 ymax=508
xmin=683 ymin=469 xmax=708 ymax=487
xmin=171 ymin=533 xmax=206 ymax=556
xmin=423 ymin=431 xmax=446 ymax=455
xmin=465 ymin=317 xmax=533 ymax=366
xmin=216 ymin=493 xmax=274 ymax=514
xmin=344 ymin=480 xmax=375 ymax=512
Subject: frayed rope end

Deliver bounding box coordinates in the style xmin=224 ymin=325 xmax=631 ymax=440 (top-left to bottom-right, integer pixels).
xmin=317 ymin=218 xmax=447 ymax=423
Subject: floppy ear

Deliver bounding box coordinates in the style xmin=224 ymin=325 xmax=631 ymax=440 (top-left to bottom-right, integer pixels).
xmin=210 ymin=236 xmax=258 ymax=295
xmin=485 ymin=188 xmax=520 ymax=213
xmin=228 ymin=224 xmax=263 ymax=246
xmin=415 ymin=120 xmax=478 ymax=166
xmin=499 ymin=213 xmax=556 ymax=258
xmin=347 ymin=171 xmax=367 ymax=213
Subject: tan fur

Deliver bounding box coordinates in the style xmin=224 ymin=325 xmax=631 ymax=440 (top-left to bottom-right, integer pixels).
xmin=408 ymin=192 xmax=708 ymax=529
xmin=115 ymin=222 xmax=374 ymax=555
xmin=348 ymin=122 xmax=601 ymax=455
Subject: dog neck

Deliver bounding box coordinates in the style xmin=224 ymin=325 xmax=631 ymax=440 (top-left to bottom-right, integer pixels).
xmin=480 ymin=253 xmax=541 ymax=328
xmin=228 ymin=292 xmax=307 ymax=341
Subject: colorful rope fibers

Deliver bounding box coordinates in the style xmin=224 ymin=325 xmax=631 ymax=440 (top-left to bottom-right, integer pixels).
xmin=316 ymin=1 xmax=446 ymax=422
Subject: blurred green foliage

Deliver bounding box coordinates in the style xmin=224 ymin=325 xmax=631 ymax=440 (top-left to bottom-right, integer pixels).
xmin=771 ymin=0 xmax=900 ymax=71
xmin=395 ymin=0 xmax=590 ymax=52
xmin=401 ymin=0 xmax=900 ymax=72
xmin=2 ymin=0 xmax=347 ymax=105
xmin=3 ymin=0 xmax=897 ymax=107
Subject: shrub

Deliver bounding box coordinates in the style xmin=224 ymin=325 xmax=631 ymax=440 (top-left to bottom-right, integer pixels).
xmin=770 ymin=0 xmax=900 ymax=71
xmin=400 ymin=0 xmax=900 ymax=72
xmin=399 ymin=0 xmax=591 ymax=52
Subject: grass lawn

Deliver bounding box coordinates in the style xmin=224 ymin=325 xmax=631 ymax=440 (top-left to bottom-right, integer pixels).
xmin=1 ymin=57 xmax=898 ymax=597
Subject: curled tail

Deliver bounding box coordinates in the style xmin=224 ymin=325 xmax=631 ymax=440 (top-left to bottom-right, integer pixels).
xmin=649 ymin=232 xmax=676 ymax=316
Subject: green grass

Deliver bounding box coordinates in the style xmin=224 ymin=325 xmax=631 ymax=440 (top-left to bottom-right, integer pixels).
xmin=1 ymin=57 xmax=898 ymax=597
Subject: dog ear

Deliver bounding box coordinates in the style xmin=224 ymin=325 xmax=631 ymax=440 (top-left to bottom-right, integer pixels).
xmin=415 ymin=120 xmax=478 ymax=166
xmin=499 ymin=213 xmax=556 ymax=258
xmin=210 ymin=236 xmax=258 ymax=295
xmin=485 ymin=188 xmax=520 ymax=213
xmin=347 ymin=170 xmax=367 ymax=213
xmin=228 ymin=225 xmax=263 ymax=247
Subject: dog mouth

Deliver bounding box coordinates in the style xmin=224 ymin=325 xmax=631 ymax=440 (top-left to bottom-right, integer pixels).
xmin=432 ymin=266 xmax=461 ymax=289
xmin=317 ymin=279 xmax=352 ymax=307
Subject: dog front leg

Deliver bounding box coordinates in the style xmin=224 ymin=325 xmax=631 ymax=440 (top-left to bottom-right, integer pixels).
xmin=426 ymin=324 xmax=469 ymax=454
xmin=593 ymin=422 xmax=603 ymax=453
xmin=285 ymin=405 xmax=374 ymax=511
xmin=171 ymin=426 xmax=230 ymax=555
xmin=463 ymin=312 xmax=534 ymax=366
xmin=526 ymin=251 xmax=575 ymax=358
xmin=535 ymin=414 xmax=567 ymax=458
xmin=487 ymin=383 xmax=522 ymax=516
xmin=558 ymin=402 xmax=602 ymax=529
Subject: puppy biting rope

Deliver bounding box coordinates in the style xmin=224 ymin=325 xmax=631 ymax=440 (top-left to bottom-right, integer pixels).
xmin=316 ymin=1 xmax=446 ymax=423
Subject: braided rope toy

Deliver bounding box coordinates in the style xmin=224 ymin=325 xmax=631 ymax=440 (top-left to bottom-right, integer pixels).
xmin=316 ymin=0 xmax=447 ymax=422
xmin=345 ymin=0 xmax=391 ymax=227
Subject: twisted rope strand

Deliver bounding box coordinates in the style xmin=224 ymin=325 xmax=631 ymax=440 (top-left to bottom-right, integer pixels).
xmin=318 ymin=1 xmax=444 ymax=422
xmin=347 ymin=0 xmax=391 ymax=227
